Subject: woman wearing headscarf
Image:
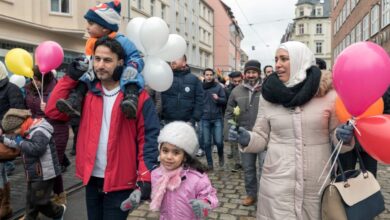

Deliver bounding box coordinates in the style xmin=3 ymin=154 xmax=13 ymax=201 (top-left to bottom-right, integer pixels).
xmin=229 ymin=41 xmax=355 ymax=219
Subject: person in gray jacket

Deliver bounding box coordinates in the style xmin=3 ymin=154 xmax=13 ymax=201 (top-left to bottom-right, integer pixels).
xmin=0 ymin=109 xmax=65 ymax=220
xmin=224 ymin=60 xmax=266 ymax=206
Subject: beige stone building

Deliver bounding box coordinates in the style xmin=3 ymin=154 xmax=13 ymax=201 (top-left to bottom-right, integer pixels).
xmin=0 ymin=0 xmax=214 ymax=76
xmin=282 ymin=0 xmax=332 ymax=69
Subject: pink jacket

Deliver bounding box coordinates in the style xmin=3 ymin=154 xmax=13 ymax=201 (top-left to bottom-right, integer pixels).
xmin=151 ymin=167 xmax=218 ymax=220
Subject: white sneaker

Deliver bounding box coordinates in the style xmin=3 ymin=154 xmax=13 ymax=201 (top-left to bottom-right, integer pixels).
xmin=196 ymin=149 xmax=205 ymax=157
xmin=54 ymin=204 xmax=66 ymax=220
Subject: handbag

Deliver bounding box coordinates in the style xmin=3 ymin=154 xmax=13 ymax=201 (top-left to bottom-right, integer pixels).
xmin=0 ymin=142 xmax=20 ymax=161
xmin=321 ymin=147 xmax=385 ymax=220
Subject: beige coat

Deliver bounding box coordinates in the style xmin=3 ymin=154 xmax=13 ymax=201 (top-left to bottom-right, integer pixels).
xmin=243 ymin=72 xmax=353 ymax=220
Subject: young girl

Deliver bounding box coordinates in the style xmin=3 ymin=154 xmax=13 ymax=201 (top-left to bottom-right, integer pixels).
xmin=0 ymin=108 xmax=65 ymax=220
xmin=152 ymin=121 xmax=218 ymax=219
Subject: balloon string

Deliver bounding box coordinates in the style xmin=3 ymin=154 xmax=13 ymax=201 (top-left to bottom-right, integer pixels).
xmin=317 ymin=138 xmax=342 ymax=183
xmin=31 ymin=77 xmax=42 ymax=101
xmin=318 ymin=139 xmax=344 ymax=195
xmin=348 ymin=118 xmax=361 ymax=136
xmin=41 ymin=74 xmax=45 ymax=103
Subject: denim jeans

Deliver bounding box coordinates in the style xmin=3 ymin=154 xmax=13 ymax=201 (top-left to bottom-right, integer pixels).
xmin=86 ymin=177 xmax=132 ymax=220
xmin=202 ymin=118 xmax=224 ymax=166
xmin=241 ymin=151 xmax=267 ymax=198
xmin=197 ymin=120 xmax=204 ymax=152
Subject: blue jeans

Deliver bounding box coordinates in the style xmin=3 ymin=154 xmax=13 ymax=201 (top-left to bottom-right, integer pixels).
xmin=202 ymin=119 xmax=224 ymax=166
xmin=241 ymin=151 xmax=267 ymax=198
xmin=197 ymin=120 xmax=204 ymax=151
xmin=86 ymin=177 xmax=132 ymax=220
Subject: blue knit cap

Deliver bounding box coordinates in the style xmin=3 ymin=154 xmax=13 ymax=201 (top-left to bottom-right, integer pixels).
xmin=84 ymin=1 xmax=121 ymax=32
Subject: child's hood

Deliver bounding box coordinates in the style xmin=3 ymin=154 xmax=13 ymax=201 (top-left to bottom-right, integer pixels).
xmin=29 ymin=119 xmax=54 ymax=134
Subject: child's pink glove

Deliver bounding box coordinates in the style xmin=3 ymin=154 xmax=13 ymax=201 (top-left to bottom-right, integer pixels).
xmin=120 ymin=189 xmax=141 ymax=212
xmin=189 ymin=199 xmax=211 ymax=218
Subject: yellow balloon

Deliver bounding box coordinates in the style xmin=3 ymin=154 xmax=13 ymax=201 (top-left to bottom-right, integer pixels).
xmin=5 ymin=48 xmax=33 ymax=78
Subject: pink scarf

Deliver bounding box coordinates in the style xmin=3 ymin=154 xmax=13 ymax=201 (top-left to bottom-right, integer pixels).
xmin=150 ymin=166 xmax=183 ymax=211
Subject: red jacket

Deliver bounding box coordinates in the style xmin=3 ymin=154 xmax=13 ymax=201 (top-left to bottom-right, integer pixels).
xmin=45 ymin=76 xmax=160 ymax=192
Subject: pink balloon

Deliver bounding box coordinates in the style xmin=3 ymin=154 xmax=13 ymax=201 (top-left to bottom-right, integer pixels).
xmin=333 ymin=42 xmax=390 ymax=116
xmin=35 ymin=41 xmax=64 ymax=74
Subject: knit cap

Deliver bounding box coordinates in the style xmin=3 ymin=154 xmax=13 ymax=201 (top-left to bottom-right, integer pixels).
xmin=244 ymin=60 xmax=261 ymax=74
xmin=1 ymin=109 xmax=32 ymax=132
xmin=0 ymin=61 xmax=7 ymax=80
xmin=228 ymin=71 xmax=242 ymax=78
xmin=158 ymin=121 xmax=199 ymax=158
xmin=84 ymin=0 xmax=121 ymax=32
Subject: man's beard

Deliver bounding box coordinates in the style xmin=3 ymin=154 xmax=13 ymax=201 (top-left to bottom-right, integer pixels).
xmin=245 ymin=78 xmax=260 ymax=86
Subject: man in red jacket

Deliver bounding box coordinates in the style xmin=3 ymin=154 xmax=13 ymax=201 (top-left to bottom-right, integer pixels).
xmin=45 ymin=37 xmax=160 ymax=220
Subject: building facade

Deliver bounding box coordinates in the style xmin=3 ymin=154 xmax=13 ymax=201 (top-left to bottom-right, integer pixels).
xmin=0 ymin=0 xmax=214 ymax=76
xmin=127 ymin=0 xmax=214 ymax=76
xmin=207 ymin=0 xmax=244 ymax=76
xmin=331 ymin=0 xmax=390 ymax=65
xmin=282 ymin=0 xmax=332 ymax=69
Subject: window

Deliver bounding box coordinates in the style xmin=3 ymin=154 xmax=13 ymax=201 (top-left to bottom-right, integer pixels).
xmin=150 ymin=0 xmax=155 ymax=16
xmin=205 ymin=53 xmax=209 ymax=67
xmin=161 ymin=4 xmax=166 ymax=19
xmin=316 ymin=8 xmax=322 ymax=16
xmin=300 ymin=8 xmax=304 ymax=16
xmin=316 ymin=42 xmax=322 ymax=54
xmin=350 ymin=28 xmax=355 ymax=43
xmin=351 ymin=0 xmax=356 ymax=11
xmin=208 ymin=33 xmax=211 ymax=44
xmin=371 ymin=5 xmax=379 ymax=35
xmin=346 ymin=0 xmax=350 ymax=16
xmin=137 ymin=0 xmax=143 ymax=9
xmin=362 ymin=14 xmax=370 ymax=40
xmin=298 ymin=24 xmax=304 ymax=34
xmin=316 ymin=24 xmax=322 ymax=34
xmin=346 ymin=34 xmax=351 ymax=46
xmin=184 ymin=17 xmax=187 ymax=35
xmin=50 ymin=0 xmax=69 ymax=13
xmin=382 ymin=0 xmax=390 ymax=28
xmin=356 ymin=22 xmax=362 ymax=42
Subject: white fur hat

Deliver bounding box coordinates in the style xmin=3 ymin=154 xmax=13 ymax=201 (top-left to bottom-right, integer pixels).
xmin=158 ymin=121 xmax=199 ymax=157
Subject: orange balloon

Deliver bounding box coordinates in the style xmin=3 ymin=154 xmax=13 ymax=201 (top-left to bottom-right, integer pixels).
xmin=335 ymin=97 xmax=384 ymax=123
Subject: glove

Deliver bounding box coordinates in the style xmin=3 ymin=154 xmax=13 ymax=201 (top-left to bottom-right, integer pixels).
xmin=122 ymin=66 xmax=138 ymax=81
xmin=120 ymin=189 xmax=141 ymax=212
xmin=1 ymin=135 xmax=23 ymax=149
xmin=67 ymin=57 xmax=89 ymax=81
xmin=336 ymin=123 xmax=354 ymax=144
xmin=138 ymin=181 xmax=151 ymax=200
xmin=228 ymin=125 xmax=250 ymax=146
xmin=189 ymin=199 xmax=211 ymax=218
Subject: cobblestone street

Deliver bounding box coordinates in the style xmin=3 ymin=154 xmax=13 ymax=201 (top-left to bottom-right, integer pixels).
xmin=8 ymin=136 xmax=390 ymax=219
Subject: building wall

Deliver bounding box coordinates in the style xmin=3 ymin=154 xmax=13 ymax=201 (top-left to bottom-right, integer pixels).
xmin=207 ymin=0 xmax=243 ymax=75
xmin=331 ymin=0 xmax=390 ymax=65
xmin=199 ymin=0 xmax=214 ymax=69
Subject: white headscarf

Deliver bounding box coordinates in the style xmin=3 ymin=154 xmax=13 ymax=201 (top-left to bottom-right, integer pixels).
xmin=278 ymin=41 xmax=316 ymax=87
xmin=0 ymin=61 xmax=8 ymax=80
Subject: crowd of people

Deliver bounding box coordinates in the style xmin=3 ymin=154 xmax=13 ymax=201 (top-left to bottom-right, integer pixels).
xmin=0 ymin=1 xmax=388 ymax=220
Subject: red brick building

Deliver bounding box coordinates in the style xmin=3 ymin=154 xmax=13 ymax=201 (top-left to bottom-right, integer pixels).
xmin=331 ymin=0 xmax=390 ymax=64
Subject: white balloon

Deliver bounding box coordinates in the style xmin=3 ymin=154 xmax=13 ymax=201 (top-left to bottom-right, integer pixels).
xmin=126 ymin=17 xmax=146 ymax=54
xmin=155 ymin=34 xmax=187 ymax=62
xmin=140 ymin=17 xmax=169 ymax=55
xmin=143 ymin=56 xmax=173 ymax=92
xmin=9 ymin=74 xmax=26 ymax=88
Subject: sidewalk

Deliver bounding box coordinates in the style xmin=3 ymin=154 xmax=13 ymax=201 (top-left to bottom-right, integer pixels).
xmin=8 ymin=139 xmax=390 ymax=219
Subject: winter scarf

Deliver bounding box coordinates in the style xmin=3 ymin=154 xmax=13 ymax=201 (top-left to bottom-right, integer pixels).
xmin=203 ymin=81 xmax=216 ymax=90
xmin=262 ymin=66 xmax=321 ymax=108
xmin=150 ymin=166 xmax=183 ymax=211
xmin=85 ymin=32 xmax=117 ymax=56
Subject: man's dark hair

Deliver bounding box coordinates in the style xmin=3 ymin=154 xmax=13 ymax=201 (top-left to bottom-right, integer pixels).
xmin=203 ymin=68 xmax=215 ymax=75
xmin=94 ymin=36 xmax=125 ymax=61
xmin=315 ymin=58 xmax=327 ymax=70
xmin=263 ymin=65 xmax=273 ymax=73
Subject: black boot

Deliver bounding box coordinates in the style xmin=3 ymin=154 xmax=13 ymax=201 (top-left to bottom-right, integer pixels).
xmin=56 ymin=82 xmax=87 ymax=116
xmin=120 ymin=84 xmax=139 ymax=119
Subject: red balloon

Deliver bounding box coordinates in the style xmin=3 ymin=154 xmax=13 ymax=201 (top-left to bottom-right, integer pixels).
xmin=355 ymin=115 xmax=390 ymax=164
